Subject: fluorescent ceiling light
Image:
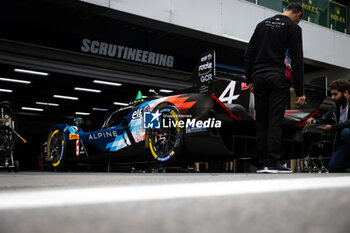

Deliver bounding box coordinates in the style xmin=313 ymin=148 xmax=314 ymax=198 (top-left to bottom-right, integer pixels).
xmin=75 ymin=112 xmax=90 ymax=116
xmin=92 ymin=108 xmax=108 ymax=111
xmin=53 ymin=95 xmax=79 ymax=100
xmin=14 ymin=68 xmax=49 ymax=76
xmin=93 ymin=80 xmax=122 ymax=87
xmin=74 ymin=87 xmax=101 ymax=93
xmin=142 ymin=96 xmax=148 ymax=98
xmin=36 ymin=102 xmax=59 ymax=107
xmin=21 ymin=107 xmax=44 ymax=112
xmin=0 ymin=88 xmax=13 ymax=93
xmin=113 ymin=102 xmax=128 ymax=106
xmin=0 ymin=77 xmax=31 ymax=84
xmin=159 ymin=89 xmax=173 ymax=93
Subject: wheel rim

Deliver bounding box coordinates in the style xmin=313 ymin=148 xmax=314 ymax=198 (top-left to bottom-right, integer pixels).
xmin=149 ymin=108 xmax=180 ymax=161
xmin=47 ymin=130 xmax=65 ymax=167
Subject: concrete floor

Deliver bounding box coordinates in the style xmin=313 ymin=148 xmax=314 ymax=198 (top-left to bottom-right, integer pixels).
xmin=0 ymin=172 xmax=349 ymax=233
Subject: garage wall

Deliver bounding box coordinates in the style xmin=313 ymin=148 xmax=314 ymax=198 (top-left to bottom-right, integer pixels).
xmin=81 ymin=0 xmax=350 ymax=70
xmin=305 ymin=66 xmax=350 ymax=84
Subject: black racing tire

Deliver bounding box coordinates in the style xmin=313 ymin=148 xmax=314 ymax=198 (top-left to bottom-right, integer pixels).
xmin=146 ymin=104 xmax=184 ymax=163
xmin=14 ymin=160 xmax=19 ymax=173
xmin=47 ymin=128 xmax=66 ymax=168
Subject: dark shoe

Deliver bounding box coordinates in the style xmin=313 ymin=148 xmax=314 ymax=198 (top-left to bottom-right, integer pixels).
xmin=257 ymin=163 xmax=292 ymax=174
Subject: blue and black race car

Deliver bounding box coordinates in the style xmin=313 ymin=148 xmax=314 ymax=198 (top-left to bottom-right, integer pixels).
xmin=46 ymin=51 xmax=326 ymax=168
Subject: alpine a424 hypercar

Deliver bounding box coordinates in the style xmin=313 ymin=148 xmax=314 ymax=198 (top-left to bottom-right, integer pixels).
xmin=46 ymin=51 xmax=326 ymax=168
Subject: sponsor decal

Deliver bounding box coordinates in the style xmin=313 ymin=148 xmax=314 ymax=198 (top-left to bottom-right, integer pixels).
xmin=88 ymin=130 xmax=118 ymax=140
xmin=241 ymin=82 xmax=248 ymax=90
xmin=129 ymin=98 xmax=144 ymax=105
xmin=200 ymin=54 xmax=213 ymax=62
xmin=76 ymin=140 xmax=80 ymax=157
xmin=186 ymin=124 xmax=207 ymax=133
xmin=330 ymin=12 xmax=346 ymax=23
xmin=158 ymin=151 xmax=175 ymax=162
xmin=81 ymin=38 xmax=174 ymax=68
xmin=144 ymin=105 xmax=150 ymax=113
xmin=132 ymin=108 xmax=143 ymax=120
xmin=194 ymin=51 xmax=216 ymax=93
xmin=198 ymin=62 xmax=213 ymax=75
xmin=301 ymin=2 xmax=318 ymax=14
xmin=69 ymin=134 xmax=79 ymax=140
xmin=200 ymin=74 xmax=213 ymax=83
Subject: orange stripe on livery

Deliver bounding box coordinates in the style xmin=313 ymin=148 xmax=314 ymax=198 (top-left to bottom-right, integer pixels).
xmin=163 ymin=95 xmax=196 ymax=115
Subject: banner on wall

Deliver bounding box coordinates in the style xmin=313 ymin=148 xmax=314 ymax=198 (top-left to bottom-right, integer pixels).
xmin=329 ymin=1 xmax=347 ymax=33
xmin=282 ymin=0 xmax=329 ymax=27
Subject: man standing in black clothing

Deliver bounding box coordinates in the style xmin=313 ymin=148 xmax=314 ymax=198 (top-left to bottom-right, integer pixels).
xmin=244 ymin=2 xmax=306 ymax=173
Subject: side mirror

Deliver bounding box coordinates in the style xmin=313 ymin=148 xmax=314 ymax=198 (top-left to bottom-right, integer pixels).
xmin=74 ymin=117 xmax=84 ymax=127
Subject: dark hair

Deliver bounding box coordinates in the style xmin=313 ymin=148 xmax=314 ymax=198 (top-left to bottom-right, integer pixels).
xmin=286 ymin=2 xmax=304 ymax=18
xmin=329 ymin=79 xmax=350 ymax=93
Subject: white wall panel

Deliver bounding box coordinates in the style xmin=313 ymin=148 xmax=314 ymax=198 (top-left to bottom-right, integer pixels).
xmin=333 ymin=32 xmax=350 ymax=69
xmin=109 ymin=0 xmax=171 ymax=22
xmin=81 ymin=0 xmax=350 ymax=70
xmin=302 ymin=22 xmax=335 ymax=66
xmin=170 ymin=0 xmax=222 ymax=35
xmin=222 ymin=0 xmax=264 ymax=42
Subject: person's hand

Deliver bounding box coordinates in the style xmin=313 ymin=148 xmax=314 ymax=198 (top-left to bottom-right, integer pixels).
xmin=307 ymin=117 xmax=316 ymax=124
xmin=317 ymin=124 xmax=332 ymax=132
xmin=248 ymin=83 xmax=254 ymax=93
xmin=296 ymin=95 xmax=306 ymax=106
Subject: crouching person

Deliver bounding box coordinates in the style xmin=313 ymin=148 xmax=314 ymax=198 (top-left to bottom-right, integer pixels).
xmin=307 ymin=79 xmax=350 ymax=172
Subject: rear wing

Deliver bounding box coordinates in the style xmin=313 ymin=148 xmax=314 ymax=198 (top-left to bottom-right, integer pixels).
xmin=192 ymin=50 xmax=246 ymax=92
xmin=192 ymin=51 xmax=216 ymax=93
xmin=192 ymin=50 xmax=251 ymax=111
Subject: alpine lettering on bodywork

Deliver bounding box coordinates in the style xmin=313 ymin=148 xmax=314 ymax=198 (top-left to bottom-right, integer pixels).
xmin=88 ymin=131 xmax=118 ymax=140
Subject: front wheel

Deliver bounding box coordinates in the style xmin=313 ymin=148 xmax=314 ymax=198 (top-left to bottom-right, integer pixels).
xmin=47 ymin=129 xmax=66 ymax=168
xmin=147 ymin=104 xmax=184 ymax=162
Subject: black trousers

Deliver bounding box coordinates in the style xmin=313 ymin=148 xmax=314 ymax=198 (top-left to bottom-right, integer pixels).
xmin=253 ymin=71 xmax=290 ymax=166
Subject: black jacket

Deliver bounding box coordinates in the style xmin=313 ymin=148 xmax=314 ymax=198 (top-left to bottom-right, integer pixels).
xmin=317 ymin=103 xmax=350 ymax=152
xmin=244 ymin=14 xmax=304 ymax=97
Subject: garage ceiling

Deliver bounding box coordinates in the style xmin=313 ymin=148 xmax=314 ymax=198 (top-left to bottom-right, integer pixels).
xmin=0 ymin=63 xmax=176 ymax=124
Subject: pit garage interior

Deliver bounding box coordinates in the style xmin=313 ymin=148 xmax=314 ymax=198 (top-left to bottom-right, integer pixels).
xmin=2 ymin=2 xmax=350 ymax=233
xmin=0 ymin=0 xmax=343 ymax=170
